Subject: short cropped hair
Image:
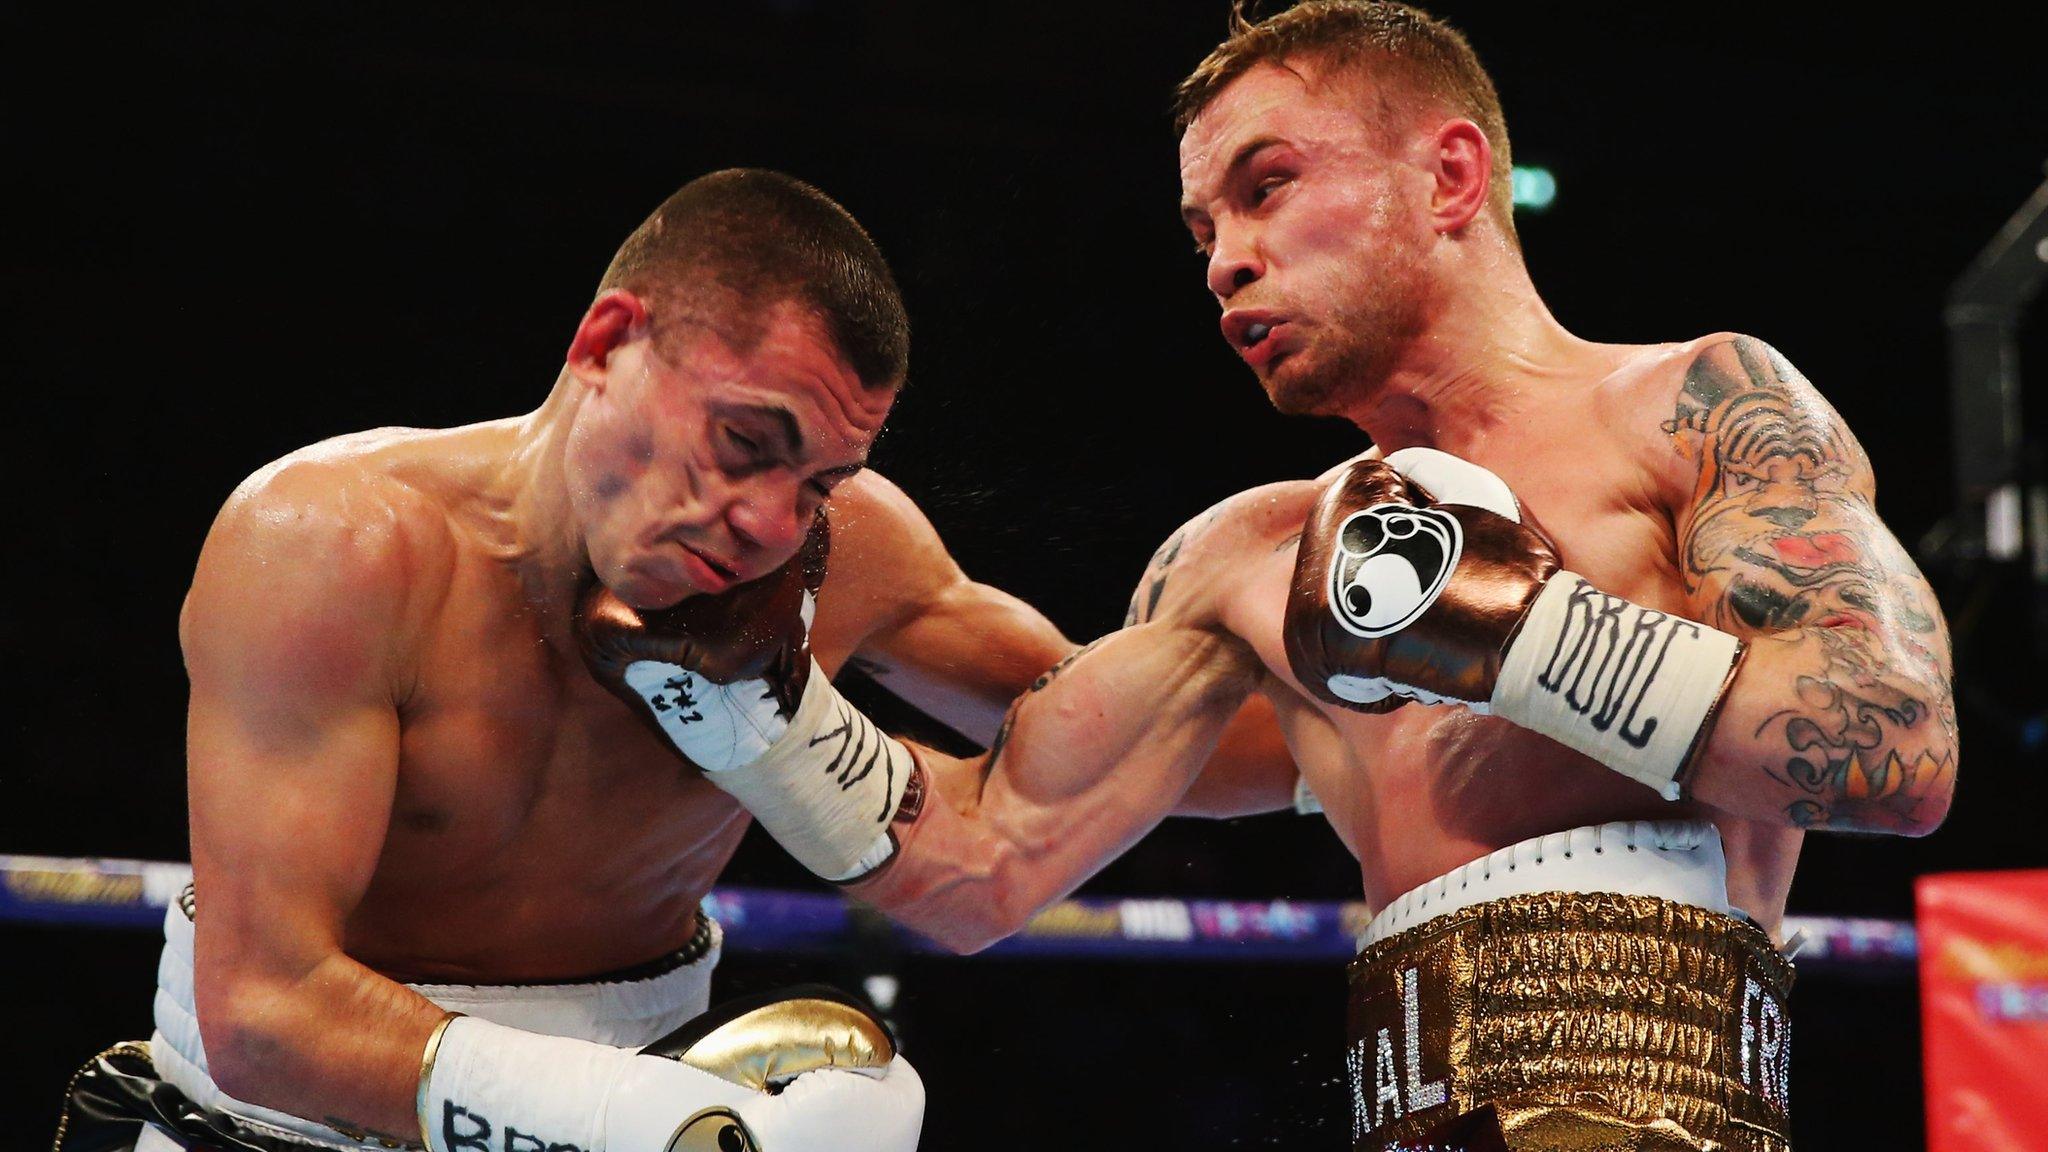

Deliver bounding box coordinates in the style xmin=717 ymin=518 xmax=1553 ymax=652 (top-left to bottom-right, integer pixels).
xmin=1175 ymin=2 xmax=1516 ymax=236
xmin=599 ymin=169 xmax=910 ymax=390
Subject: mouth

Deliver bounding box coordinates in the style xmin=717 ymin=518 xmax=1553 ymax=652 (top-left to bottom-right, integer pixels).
xmin=674 ymin=543 xmax=741 ymax=593
xmin=1221 ymin=311 xmax=1292 ymax=370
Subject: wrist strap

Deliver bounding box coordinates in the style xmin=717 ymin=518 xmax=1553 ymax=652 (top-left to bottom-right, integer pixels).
xmin=709 ymin=662 xmax=912 ymax=881
xmin=1490 ymin=573 xmax=1743 ymax=800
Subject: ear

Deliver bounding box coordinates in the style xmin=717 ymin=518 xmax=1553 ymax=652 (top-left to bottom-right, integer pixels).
xmin=566 ymin=290 xmax=652 ymax=389
xmin=1426 ymin=118 xmax=1493 ymax=235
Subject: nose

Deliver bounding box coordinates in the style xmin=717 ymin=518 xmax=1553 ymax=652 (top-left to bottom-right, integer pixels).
xmin=1206 ymin=225 xmax=1263 ymax=300
xmin=724 ymin=479 xmax=810 ymax=566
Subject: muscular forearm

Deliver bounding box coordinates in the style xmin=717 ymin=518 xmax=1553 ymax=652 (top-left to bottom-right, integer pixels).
xmin=852 ymin=626 xmax=1260 ymax=951
xmin=200 ymin=952 xmax=447 ymax=1143
xmin=1688 ymin=622 xmax=1957 ymax=834
xmin=849 ymin=757 xmax=1057 ymax=954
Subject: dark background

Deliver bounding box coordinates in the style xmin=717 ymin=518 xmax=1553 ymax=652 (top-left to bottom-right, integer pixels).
xmin=8 ymin=2 xmax=2048 ymax=1147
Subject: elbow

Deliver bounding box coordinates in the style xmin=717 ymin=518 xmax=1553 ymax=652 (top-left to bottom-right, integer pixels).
xmin=877 ymin=844 xmax=1046 ymax=956
xmin=1897 ymin=721 xmax=1960 ymax=838
xmin=933 ymin=889 xmax=1042 ymax=955
xmin=1899 ymin=812 xmax=1949 ymax=839
xmin=1829 ymin=738 xmax=1958 ymax=838
xmin=194 ymin=976 xmax=302 ymax=1109
xmin=885 ymin=897 xmax=1017 ymax=956
xmin=200 ymin=1013 xmax=280 ymax=1106
xmin=916 ymin=879 xmax=1044 ymax=957
xmin=926 ymin=922 xmax=1008 ymax=957
xmin=1897 ymin=762 xmax=1958 ymax=839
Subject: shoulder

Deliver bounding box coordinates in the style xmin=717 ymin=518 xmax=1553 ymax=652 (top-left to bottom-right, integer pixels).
xmin=1126 ymin=478 xmax=1323 ymax=628
xmin=208 ymin=440 xmax=451 ymax=577
xmin=1169 ymin=479 xmax=1325 ymax=565
xmin=809 ymin=469 xmax=967 ymax=646
xmin=1599 ymin=333 xmax=1867 ymax=513
xmin=816 ymin=469 xmax=958 ymax=592
xmin=183 ymin=443 xmax=451 ymax=679
xmin=820 ymin=470 xmax=944 ymax=557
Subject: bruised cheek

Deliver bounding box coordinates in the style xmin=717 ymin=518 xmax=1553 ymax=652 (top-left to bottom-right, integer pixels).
xmin=598 ymin=428 xmax=656 ymax=500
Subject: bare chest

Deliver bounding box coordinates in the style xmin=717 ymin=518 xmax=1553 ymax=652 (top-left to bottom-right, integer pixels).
xmin=1249 ymin=439 xmax=1750 ymax=904
xmin=347 ymin=561 xmax=748 ymax=976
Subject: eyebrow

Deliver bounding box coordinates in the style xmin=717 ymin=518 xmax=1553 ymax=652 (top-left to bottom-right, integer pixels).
xmin=729 ymin=403 xmax=804 ymax=456
xmin=725 ymin=402 xmax=871 ymax=481
xmin=814 ymin=461 xmax=867 ymax=484
xmin=1180 ymin=134 xmax=1288 ymax=222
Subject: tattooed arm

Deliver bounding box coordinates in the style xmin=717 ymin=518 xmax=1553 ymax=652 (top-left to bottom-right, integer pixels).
xmin=1668 ymin=336 xmax=1957 ymax=834
xmin=822 ymin=472 xmax=1299 ymax=816
xmin=1127 ymin=513 xmax=1303 ymax=817
xmin=849 ymin=491 xmax=1299 ymax=952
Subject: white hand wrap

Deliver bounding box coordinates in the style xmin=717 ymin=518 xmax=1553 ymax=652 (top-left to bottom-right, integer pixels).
xmin=622 ymin=657 xmax=911 ymax=881
xmin=1490 ymin=573 xmax=1744 ymax=800
xmin=419 ymin=1015 xmax=924 ymax=1152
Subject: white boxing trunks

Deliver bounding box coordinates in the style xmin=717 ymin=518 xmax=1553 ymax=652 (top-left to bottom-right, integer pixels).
xmin=117 ymin=889 xmax=719 ymax=1152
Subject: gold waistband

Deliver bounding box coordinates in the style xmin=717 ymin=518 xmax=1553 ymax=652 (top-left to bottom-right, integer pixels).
xmin=1345 ymin=891 xmax=1795 ymax=1151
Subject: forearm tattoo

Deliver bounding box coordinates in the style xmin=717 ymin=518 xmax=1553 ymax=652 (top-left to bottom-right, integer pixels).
xmin=1125 ymin=530 xmax=1190 ymax=627
xmin=983 ymin=636 xmax=1110 ymax=776
xmin=1668 ymin=337 xmax=1956 ymax=831
xmin=1124 ymin=509 xmax=1223 ymax=627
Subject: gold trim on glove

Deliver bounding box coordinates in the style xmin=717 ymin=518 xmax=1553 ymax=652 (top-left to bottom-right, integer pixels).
xmin=415 ymin=1012 xmax=463 ymax=1152
xmin=678 ymin=998 xmax=895 ymax=1091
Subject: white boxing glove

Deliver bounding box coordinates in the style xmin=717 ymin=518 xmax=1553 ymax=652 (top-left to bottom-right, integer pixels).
xmin=420 ymin=988 xmax=923 ymax=1152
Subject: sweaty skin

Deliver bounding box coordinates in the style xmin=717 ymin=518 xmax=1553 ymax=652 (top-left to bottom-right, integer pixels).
xmin=180 ymin=294 xmax=1297 ymax=1142
xmin=853 ymin=60 xmax=1954 ymax=955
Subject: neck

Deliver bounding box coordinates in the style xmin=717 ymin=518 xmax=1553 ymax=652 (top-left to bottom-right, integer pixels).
xmin=1332 ymin=247 xmax=1593 ymax=458
xmin=488 ymin=371 xmax=594 ymax=626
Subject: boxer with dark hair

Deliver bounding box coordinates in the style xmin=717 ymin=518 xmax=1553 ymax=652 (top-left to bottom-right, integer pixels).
xmin=626 ymin=7 xmax=1955 ymax=1149
xmin=52 ymin=167 xmax=1299 ymax=1152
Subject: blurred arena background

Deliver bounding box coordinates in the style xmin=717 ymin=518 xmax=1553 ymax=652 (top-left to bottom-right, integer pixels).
xmin=6 ymin=2 xmax=2046 ymax=1147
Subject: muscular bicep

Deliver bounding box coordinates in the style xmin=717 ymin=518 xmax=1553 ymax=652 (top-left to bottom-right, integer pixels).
xmin=861 ymin=620 xmax=1262 ymax=950
xmin=181 ymin=481 xmax=415 ymax=982
xmin=854 ymin=578 xmax=1076 ymax=746
xmin=1671 ymin=337 xmax=1946 ymax=656
xmin=854 ymin=495 xmax=1301 ymax=948
xmin=1131 ymin=489 xmax=1318 ymax=817
xmin=173 ymin=469 xmax=463 ymax=1139
xmin=819 ymin=470 xmax=1076 ymax=744
xmin=1668 ymin=337 xmax=1957 ymax=832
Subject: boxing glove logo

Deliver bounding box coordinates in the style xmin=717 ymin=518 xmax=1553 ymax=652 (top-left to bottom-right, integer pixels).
xmin=665 ymin=1107 xmax=759 ymax=1152
xmin=1326 ymin=504 xmax=1463 ymax=638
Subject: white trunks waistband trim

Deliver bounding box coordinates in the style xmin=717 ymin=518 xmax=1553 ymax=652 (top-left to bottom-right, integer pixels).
xmin=1358 ymin=819 xmax=1731 ymax=948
